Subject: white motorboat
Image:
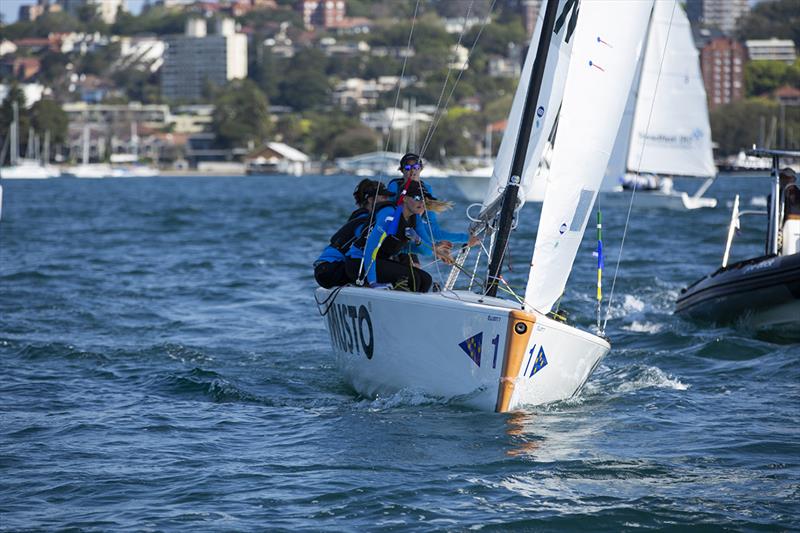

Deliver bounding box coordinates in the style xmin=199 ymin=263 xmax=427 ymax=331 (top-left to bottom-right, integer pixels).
xmin=317 ymin=0 xmax=655 ymax=411
xmin=0 ymin=102 xmax=51 ymax=179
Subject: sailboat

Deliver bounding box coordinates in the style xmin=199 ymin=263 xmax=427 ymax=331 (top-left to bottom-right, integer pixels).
xmin=62 ymin=123 xmax=113 ymax=179
xmin=675 ymin=148 xmax=800 ymax=333
xmin=0 ymin=102 xmax=51 ymax=179
xmin=315 ymin=0 xmax=655 ymax=412
xmin=603 ymin=0 xmax=717 ymax=209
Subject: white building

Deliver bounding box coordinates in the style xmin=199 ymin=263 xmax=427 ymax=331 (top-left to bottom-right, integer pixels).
xmin=687 ymin=0 xmax=750 ymax=34
xmin=746 ymin=38 xmax=797 ymax=65
xmin=60 ymin=0 xmax=126 ymax=24
xmin=0 ymin=83 xmax=48 ymax=107
xmin=161 ymin=18 xmax=247 ymax=101
xmin=117 ymin=36 xmax=166 ymax=73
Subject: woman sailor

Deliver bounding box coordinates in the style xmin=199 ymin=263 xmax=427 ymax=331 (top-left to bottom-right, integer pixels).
xmin=313 ymin=179 xmax=392 ymax=288
xmin=387 ymin=152 xmax=478 ymax=263
xmin=345 ymin=181 xmax=442 ymax=292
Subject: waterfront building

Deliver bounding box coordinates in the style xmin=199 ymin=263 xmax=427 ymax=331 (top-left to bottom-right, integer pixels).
xmin=686 ymin=0 xmax=750 ymax=34
xmin=298 ymin=0 xmax=345 ymax=30
xmin=161 ymin=18 xmax=247 ymax=101
xmin=700 ymin=37 xmax=746 ymax=109
xmin=745 ymin=38 xmax=797 ymax=65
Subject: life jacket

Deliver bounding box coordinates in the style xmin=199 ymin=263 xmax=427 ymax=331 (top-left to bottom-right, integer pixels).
xmin=329 ymin=202 xmax=394 ymax=254
xmin=351 ymin=204 xmax=416 ymax=259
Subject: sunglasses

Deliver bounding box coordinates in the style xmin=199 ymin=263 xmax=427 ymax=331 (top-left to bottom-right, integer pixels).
xmin=403 ymin=163 xmax=423 ymax=171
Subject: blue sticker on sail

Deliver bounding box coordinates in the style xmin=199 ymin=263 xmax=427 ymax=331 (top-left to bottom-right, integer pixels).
xmin=530 ymin=346 xmax=548 ymax=377
xmin=459 ymin=332 xmax=483 ymax=367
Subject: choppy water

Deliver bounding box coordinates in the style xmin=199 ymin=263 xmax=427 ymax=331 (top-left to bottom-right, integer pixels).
xmin=1 ymin=175 xmax=798 ymax=531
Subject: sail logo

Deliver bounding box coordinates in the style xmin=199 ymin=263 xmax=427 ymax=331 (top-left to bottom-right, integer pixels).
xmin=459 ymin=332 xmax=483 ymax=367
xmin=638 ymin=130 xmax=704 ymax=147
xmin=524 ymin=344 xmax=549 ymax=378
xmin=326 ymin=303 xmax=374 ymax=359
xmin=554 ymin=0 xmax=579 ymax=43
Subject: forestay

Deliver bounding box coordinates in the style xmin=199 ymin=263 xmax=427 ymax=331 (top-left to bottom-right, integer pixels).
xmin=525 ymin=0 xmax=655 ymax=314
xmin=480 ymin=0 xmax=578 ymax=214
xmin=625 ymin=0 xmax=716 ymax=179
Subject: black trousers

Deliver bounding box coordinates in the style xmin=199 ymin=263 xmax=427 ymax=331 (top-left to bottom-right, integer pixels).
xmin=345 ymin=257 xmax=432 ymax=293
xmin=314 ymin=261 xmax=351 ymax=289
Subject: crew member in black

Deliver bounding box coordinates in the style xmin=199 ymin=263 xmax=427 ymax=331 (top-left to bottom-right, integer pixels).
xmin=345 ymin=181 xmax=433 ymax=292
xmin=313 ymin=179 xmax=391 ymax=288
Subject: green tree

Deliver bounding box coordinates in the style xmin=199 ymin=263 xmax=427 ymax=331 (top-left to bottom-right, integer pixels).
xmin=327 ymin=125 xmax=380 ymax=158
xmin=211 ymin=80 xmax=271 ymax=149
xmin=30 ymin=98 xmax=68 ymax=146
xmin=277 ymin=49 xmax=330 ymax=111
xmin=736 ymin=0 xmax=800 ymax=48
xmin=710 ymin=97 xmax=800 ymax=154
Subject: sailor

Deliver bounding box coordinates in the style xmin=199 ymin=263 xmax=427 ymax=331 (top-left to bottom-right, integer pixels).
xmin=345 ymin=181 xmax=436 ymax=292
xmin=313 ymin=180 xmax=392 ymax=289
xmin=387 ymin=153 xmax=477 ymax=264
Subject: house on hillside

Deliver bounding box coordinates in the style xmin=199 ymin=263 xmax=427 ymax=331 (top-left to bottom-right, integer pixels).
xmin=245 ymin=142 xmax=309 ymax=176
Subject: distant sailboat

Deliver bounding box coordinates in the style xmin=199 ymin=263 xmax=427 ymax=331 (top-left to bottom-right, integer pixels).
xmin=0 ymin=101 xmax=51 ymax=179
xmin=62 ymin=122 xmax=113 ymax=178
xmin=603 ymin=0 xmax=717 ymax=209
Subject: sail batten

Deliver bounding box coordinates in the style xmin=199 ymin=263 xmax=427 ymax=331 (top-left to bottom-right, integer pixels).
xmin=525 ymin=0 xmax=655 ymax=315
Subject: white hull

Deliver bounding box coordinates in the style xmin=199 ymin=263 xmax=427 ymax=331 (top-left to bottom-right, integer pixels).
xmin=0 ymin=161 xmax=51 ymax=179
xmin=450 ymin=171 xmax=547 ymax=203
xmin=317 ymin=287 xmax=609 ymax=412
xmin=602 ymin=187 xmax=716 ymax=210
xmin=62 ymin=164 xmax=114 ymax=179
xmin=112 ymin=166 xmax=160 ymax=178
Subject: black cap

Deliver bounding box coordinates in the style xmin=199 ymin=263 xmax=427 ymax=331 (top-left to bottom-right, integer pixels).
xmin=780 ymin=167 xmax=796 ymax=182
xmin=399 ymin=152 xmax=422 ymax=169
xmin=365 ymin=181 xmax=391 ymax=198
xmin=403 ymin=180 xmax=436 ymax=201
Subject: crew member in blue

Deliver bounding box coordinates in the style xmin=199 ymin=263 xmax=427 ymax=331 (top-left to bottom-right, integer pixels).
xmin=313 ymin=179 xmax=392 ymax=289
xmin=387 ymin=153 xmax=476 ymax=262
xmin=345 ymin=181 xmax=434 ymax=292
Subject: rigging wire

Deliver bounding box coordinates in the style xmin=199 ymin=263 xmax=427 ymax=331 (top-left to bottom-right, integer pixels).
xmin=602 ymin=0 xmax=677 ymax=331
xmin=420 ymin=0 xmax=499 ymax=157
xmin=355 ymin=0 xmax=421 ymax=285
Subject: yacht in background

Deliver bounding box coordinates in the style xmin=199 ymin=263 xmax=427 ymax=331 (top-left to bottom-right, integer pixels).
xmin=62 ymin=124 xmax=113 ymax=178
xmin=0 ymin=102 xmax=51 ymax=179
xmin=602 ymin=0 xmax=717 ymax=209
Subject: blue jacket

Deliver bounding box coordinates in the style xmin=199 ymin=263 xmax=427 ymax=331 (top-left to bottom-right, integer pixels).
xmin=386 ymin=178 xmax=468 ymax=255
xmin=347 ymin=205 xmax=433 ymax=285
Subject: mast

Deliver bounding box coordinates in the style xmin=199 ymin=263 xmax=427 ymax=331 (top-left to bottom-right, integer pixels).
xmin=485 ymin=0 xmax=565 ymax=297
xmin=11 ymin=101 xmax=19 ymax=166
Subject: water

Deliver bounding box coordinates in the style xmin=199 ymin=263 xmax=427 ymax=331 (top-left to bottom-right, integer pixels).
xmin=1 ymin=175 xmax=798 ymax=531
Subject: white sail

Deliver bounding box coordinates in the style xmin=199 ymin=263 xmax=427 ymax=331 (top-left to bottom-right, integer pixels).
xmin=525 ymin=0 xmax=655 ymax=314
xmin=481 ymin=0 xmax=578 ymax=212
xmin=626 ymin=0 xmax=716 ymax=178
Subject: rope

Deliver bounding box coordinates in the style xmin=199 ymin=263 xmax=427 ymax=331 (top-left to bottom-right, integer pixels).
xmin=602 ymin=0 xmax=677 ymax=331
xmin=355 ymin=0 xmax=421 ymax=285
xmin=420 ymin=0 xmax=498 ymax=158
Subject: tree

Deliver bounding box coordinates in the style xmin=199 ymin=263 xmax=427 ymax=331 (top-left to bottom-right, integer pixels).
xmin=710 ymin=97 xmax=800 ymax=154
xmin=211 ymin=80 xmax=271 ymax=149
xmin=328 ymin=125 xmax=380 ymax=158
xmin=30 ymin=98 xmax=68 ymax=146
xmin=277 ymin=49 xmax=331 ymax=111
xmin=736 ymin=0 xmax=800 ymax=48
xmin=745 ymin=60 xmax=798 ymax=96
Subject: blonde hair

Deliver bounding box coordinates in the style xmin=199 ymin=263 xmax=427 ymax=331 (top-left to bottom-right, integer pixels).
xmin=423 ymin=198 xmax=454 ymax=213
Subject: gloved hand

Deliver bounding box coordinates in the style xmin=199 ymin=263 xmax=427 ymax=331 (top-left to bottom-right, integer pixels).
xmin=404 ymin=227 xmax=422 ymax=246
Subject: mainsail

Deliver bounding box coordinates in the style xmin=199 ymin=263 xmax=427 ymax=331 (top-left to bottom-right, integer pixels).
xmin=525 ymin=0 xmax=656 ymax=314
xmin=625 ymin=0 xmax=716 ymax=178
xmin=481 ymin=0 xmax=578 ymax=214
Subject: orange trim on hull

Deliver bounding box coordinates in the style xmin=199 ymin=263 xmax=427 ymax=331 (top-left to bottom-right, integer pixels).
xmin=495 ymin=309 xmax=536 ymax=413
